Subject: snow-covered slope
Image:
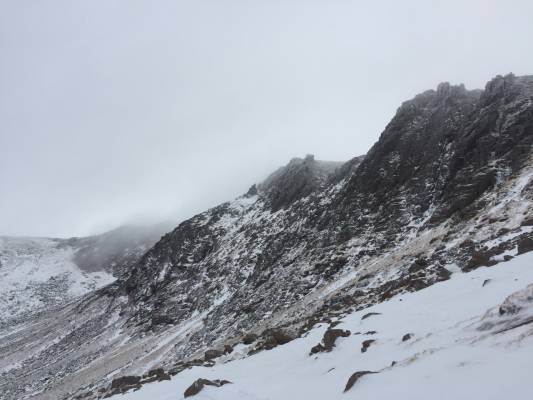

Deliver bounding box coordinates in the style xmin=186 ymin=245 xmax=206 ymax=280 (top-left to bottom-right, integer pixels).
xmin=0 ymin=223 xmax=171 ymax=327
xmin=0 ymin=237 xmax=115 ymax=325
xmin=116 ymin=251 xmax=533 ymax=400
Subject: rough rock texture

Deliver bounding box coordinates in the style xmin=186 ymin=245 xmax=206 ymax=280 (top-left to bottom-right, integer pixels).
xmin=402 ymin=333 xmax=413 ymax=342
xmin=361 ymin=339 xmax=376 ymax=353
xmin=310 ymin=328 xmax=351 ymax=354
xmin=183 ymin=378 xmax=231 ymax=398
xmin=2 ymin=74 xmax=533 ymax=400
xmin=258 ymin=154 xmax=344 ymax=211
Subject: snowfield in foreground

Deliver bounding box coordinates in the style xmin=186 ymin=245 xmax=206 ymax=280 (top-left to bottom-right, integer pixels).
xmin=118 ymin=251 xmax=533 ymax=400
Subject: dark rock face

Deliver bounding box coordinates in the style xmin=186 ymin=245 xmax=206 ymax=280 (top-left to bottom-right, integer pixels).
xmin=345 ymin=82 xmax=481 ymax=219
xmin=344 ymin=371 xmax=378 ymax=392
xmin=258 ymin=154 xmax=344 ymax=211
xmin=183 ymin=378 xmax=231 ymax=398
xmin=335 ymin=74 xmax=533 ymax=230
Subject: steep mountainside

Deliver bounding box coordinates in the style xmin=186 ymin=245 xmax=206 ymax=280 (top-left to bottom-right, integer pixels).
xmin=1 ymin=73 xmax=533 ymax=400
xmin=104 ymin=251 xmax=533 ymax=400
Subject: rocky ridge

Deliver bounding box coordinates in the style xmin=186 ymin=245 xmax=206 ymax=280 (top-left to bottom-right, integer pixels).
xmin=1 ymin=73 xmax=533 ymax=400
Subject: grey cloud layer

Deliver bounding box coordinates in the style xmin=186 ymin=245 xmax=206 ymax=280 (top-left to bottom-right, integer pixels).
xmin=1 ymin=0 xmax=532 ymax=237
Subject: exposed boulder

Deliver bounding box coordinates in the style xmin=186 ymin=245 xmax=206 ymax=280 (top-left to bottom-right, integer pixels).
xmin=361 ymin=312 xmax=381 ymax=320
xmin=183 ymin=378 xmax=232 ymax=398
xmin=517 ymin=237 xmax=533 ymax=255
xmin=110 ymin=376 xmax=140 ymax=389
xmin=344 ymin=371 xmax=378 ymax=392
xmin=204 ymin=349 xmax=225 ymax=360
xmin=402 ymin=333 xmax=413 ymax=342
xmin=102 ymin=376 xmax=142 ymax=397
xmin=361 ymin=339 xmax=376 ymax=353
xmin=466 ymin=250 xmax=495 ymax=269
xmin=167 ymin=357 xmax=217 ymax=377
xmin=242 ymin=333 xmax=258 ymax=345
xmin=140 ymin=368 xmax=171 ymax=384
xmin=309 ymin=328 xmax=351 ymax=354
xmin=249 ymin=328 xmax=296 ymax=354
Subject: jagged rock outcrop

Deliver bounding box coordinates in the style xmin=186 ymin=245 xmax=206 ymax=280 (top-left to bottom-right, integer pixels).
xmin=257 ymin=154 xmax=344 ymax=211
xmin=113 ymin=73 xmax=533 ymax=368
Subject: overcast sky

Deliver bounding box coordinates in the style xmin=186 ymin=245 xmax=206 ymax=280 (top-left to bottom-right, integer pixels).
xmin=1 ymin=0 xmax=533 ymax=238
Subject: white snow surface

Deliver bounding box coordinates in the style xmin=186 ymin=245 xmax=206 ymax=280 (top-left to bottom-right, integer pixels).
xmin=117 ymin=251 xmax=533 ymax=400
xmin=0 ymin=236 xmax=115 ymax=322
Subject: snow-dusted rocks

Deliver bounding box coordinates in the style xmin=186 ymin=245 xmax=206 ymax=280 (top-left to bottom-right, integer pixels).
xmin=2 ymin=74 xmax=533 ymax=400
xmin=477 ymin=282 xmax=533 ymax=334
xmin=0 ymin=236 xmax=115 ymax=325
xmin=97 ymin=251 xmax=533 ymax=400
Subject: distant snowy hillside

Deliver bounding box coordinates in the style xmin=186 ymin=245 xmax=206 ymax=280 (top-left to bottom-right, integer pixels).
xmin=0 ymin=237 xmax=114 ymax=325
xmin=0 ymin=223 xmax=171 ymax=326
xmin=117 ymin=251 xmax=533 ymax=400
